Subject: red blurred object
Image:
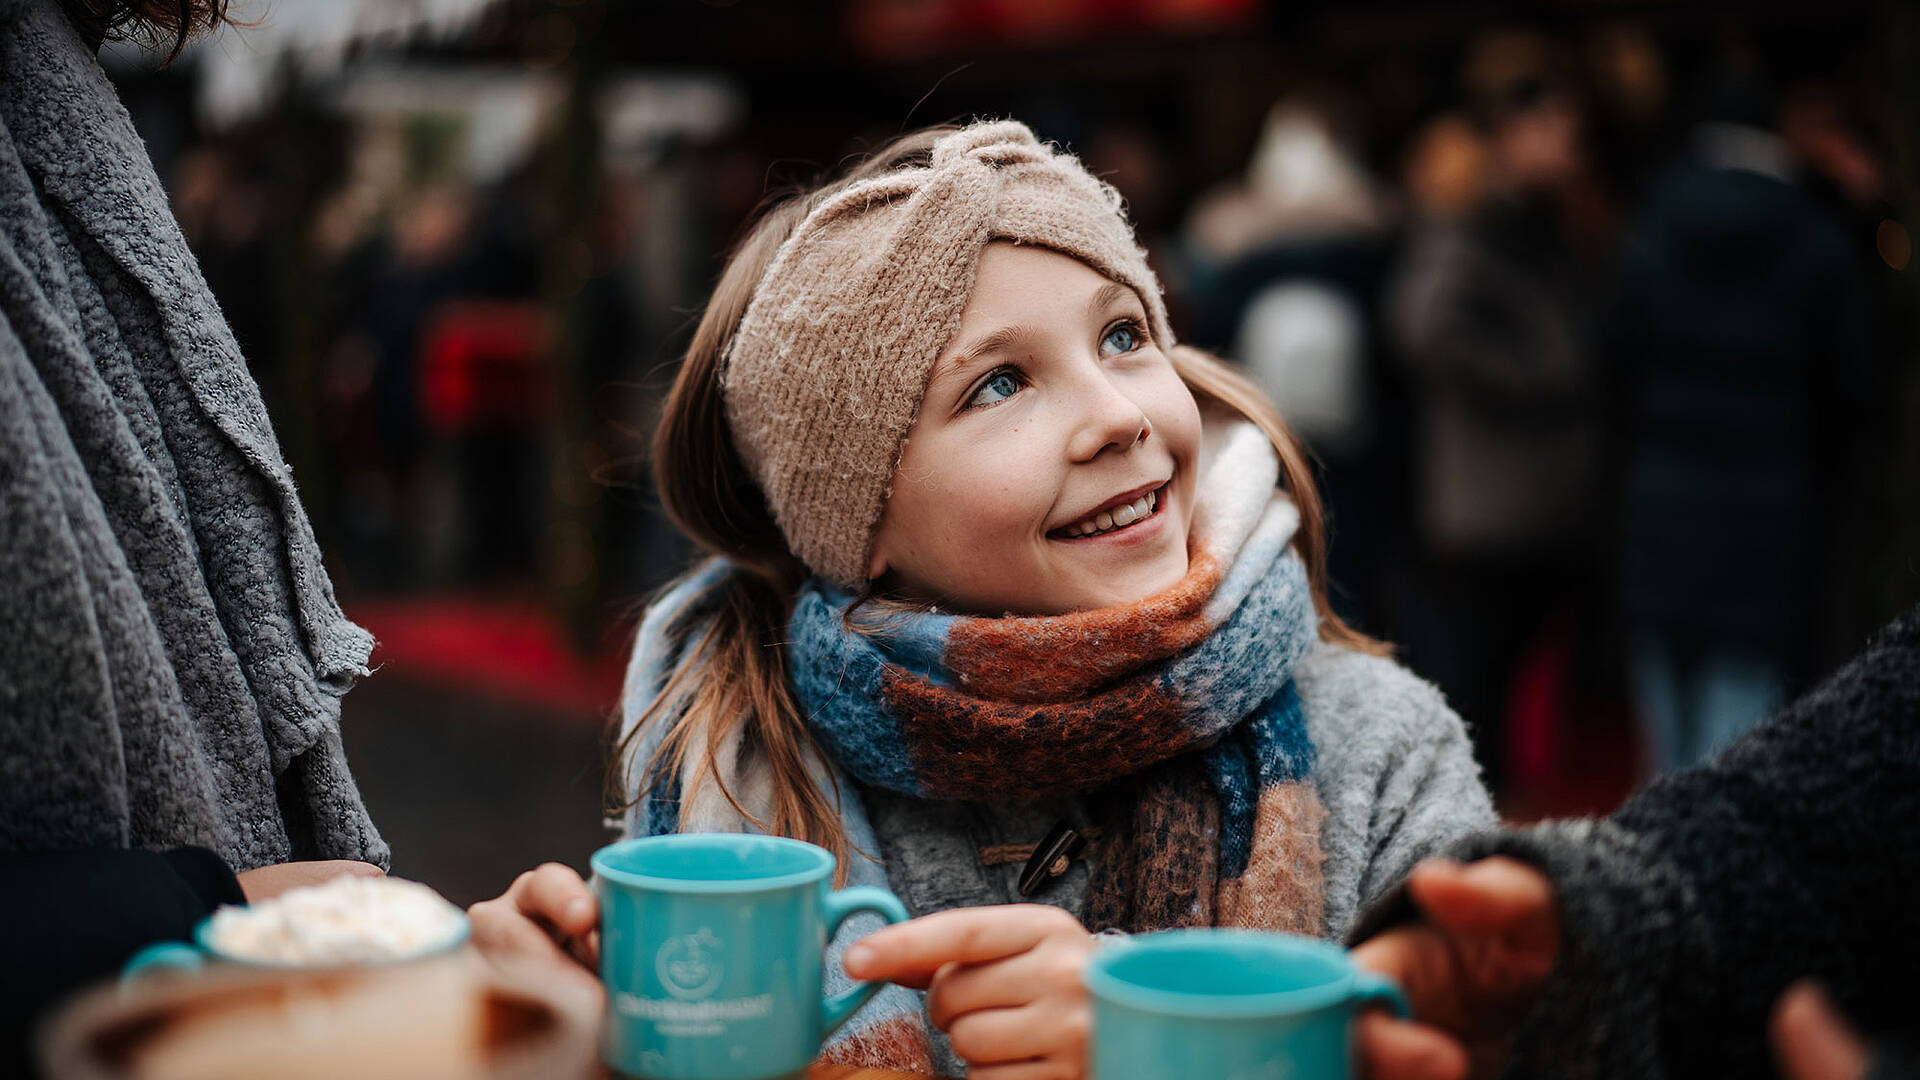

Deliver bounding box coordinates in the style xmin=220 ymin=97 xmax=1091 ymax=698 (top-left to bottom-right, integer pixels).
xmin=350 ymin=597 xmax=626 ymax=721
xmin=851 ymin=0 xmax=1259 ymax=59
xmin=419 ymin=302 xmax=554 ymax=435
xmin=1501 ymin=620 xmax=1642 ymax=821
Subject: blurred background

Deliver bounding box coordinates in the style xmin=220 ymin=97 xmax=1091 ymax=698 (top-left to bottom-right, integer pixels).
xmin=103 ymin=0 xmax=1920 ymax=904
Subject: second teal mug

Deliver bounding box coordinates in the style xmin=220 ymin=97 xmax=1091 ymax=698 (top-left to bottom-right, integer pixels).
xmin=592 ymin=834 xmax=908 ymax=1080
xmin=1084 ymin=928 xmax=1409 ymax=1080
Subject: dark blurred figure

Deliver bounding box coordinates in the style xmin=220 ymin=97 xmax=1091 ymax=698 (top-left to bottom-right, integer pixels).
xmin=1182 ymin=96 xmax=1406 ymax=635
xmin=325 ymin=182 xmax=478 ymax=587
xmin=1386 ymin=32 xmax=1617 ymax=790
xmin=325 ymin=172 xmax=560 ymax=591
xmin=1608 ymin=73 xmax=1874 ymax=772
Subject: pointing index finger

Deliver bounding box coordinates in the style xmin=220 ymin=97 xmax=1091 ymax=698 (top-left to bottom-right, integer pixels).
xmin=843 ymin=908 xmax=1056 ymax=984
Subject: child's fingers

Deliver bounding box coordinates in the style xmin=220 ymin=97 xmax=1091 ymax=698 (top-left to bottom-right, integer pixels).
xmin=862 ymin=957 xmax=950 ymax=993
xmin=925 ymin=948 xmax=1070 ymax=1030
xmin=469 ymin=896 xmax=569 ymax=965
xmin=572 ymin=928 xmax=601 ymax=971
xmin=947 ymin=1002 xmax=1084 ymax=1067
xmin=845 ymin=905 xmax=1076 ymax=983
xmin=466 ymin=896 xmax=606 ymax=1006
xmin=509 ymin=862 xmax=597 ymax=938
xmin=968 ymin=1060 xmax=1075 ymax=1080
xmin=1771 ymin=981 xmax=1870 ymax=1080
xmin=1356 ymin=1012 xmax=1469 ymax=1080
xmin=1407 ymin=857 xmax=1557 ymax=940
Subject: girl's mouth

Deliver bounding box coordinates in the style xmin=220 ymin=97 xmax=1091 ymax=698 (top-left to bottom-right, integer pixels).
xmin=1048 ymin=484 xmax=1166 ymax=541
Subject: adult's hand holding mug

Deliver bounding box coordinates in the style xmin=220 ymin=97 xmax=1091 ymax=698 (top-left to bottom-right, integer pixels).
xmin=235 ymin=859 xmax=385 ymax=903
xmin=592 ymin=834 xmax=908 ymax=1080
xmin=1349 ymin=857 xmax=1561 ymax=1080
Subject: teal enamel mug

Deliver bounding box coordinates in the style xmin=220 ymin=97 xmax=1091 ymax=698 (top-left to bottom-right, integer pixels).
xmin=592 ymin=834 xmax=909 ymax=1080
xmin=1083 ymin=929 xmax=1409 ymax=1080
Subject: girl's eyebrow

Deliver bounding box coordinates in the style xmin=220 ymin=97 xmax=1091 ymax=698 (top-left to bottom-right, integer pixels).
xmin=1087 ymin=281 xmax=1132 ymax=317
xmin=939 ymin=325 xmax=1029 ymax=380
xmin=939 ymin=283 xmax=1139 ymax=381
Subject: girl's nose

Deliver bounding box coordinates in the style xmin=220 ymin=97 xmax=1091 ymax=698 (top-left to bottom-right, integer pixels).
xmin=1066 ymin=370 xmax=1152 ymax=462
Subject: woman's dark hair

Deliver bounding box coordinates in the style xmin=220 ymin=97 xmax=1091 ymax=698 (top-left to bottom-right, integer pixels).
xmin=61 ymin=0 xmax=230 ymax=62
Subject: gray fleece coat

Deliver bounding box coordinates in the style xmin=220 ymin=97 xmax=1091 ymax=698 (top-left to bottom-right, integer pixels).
xmin=0 ymin=0 xmax=386 ymax=871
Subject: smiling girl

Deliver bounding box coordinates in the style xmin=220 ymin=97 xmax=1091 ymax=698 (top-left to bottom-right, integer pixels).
xmin=468 ymin=121 xmax=1494 ymax=1079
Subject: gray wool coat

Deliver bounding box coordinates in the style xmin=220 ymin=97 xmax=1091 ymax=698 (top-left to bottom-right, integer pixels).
xmin=0 ymin=0 xmax=386 ymax=872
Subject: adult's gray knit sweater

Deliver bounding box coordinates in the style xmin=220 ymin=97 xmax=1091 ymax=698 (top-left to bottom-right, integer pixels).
xmin=1353 ymin=603 xmax=1920 ymax=1079
xmin=0 ymin=0 xmax=386 ymax=872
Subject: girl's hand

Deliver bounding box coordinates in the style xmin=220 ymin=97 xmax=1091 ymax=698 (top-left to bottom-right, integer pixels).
xmin=844 ymin=904 xmax=1097 ymax=1080
xmin=467 ymin=863 xmax=602 ymax=998
xmin=1350 ymin=857 xmax=1561 ymax=1080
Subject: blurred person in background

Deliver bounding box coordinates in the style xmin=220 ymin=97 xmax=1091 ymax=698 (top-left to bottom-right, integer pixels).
xmin=1773 ymin=78 xmax=1901 ymax=664
xmin=1 ymin=1 xmax=387 ymax=1071
xmin=1607 ymin=71 xmax=1874 ymax=772
xmin=1386 ymin=30 xmax=1616 ymax=792
xmin=1183 ymin=95 xmax=1407 ymax=634
xmin=350 ymin=181 xmax=478 ymax=584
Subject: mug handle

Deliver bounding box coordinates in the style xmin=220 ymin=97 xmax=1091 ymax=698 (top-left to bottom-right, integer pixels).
xmin=122 ymin=942 xmax=207 ymax=985
xmin=820 ymin=886 xmax=910 ymax=1037
xmin=1349 ymin=970 xmax=1411 ymax=1019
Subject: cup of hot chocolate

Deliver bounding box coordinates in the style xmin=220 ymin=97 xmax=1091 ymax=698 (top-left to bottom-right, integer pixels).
xmin=123 ymin=875 xmax=470 ymax=978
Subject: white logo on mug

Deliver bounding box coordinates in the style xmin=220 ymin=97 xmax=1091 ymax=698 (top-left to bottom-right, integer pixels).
xmin=656 ymin=927 xmax=726 ymax=1000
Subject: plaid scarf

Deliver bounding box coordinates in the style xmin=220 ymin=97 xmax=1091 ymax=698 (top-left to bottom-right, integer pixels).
xmin=790 ymin=422 xmax=1327 ymax=934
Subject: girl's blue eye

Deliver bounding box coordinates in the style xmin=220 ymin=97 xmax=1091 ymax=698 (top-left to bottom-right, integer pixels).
xmin=1101 ymin=322 xmax=1143 ymax=357
xmin=969 ymin=369 xmax=1023 ymax=408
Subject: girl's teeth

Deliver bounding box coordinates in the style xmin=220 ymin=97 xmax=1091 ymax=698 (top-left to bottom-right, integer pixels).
xmin=1063 ymin=490 xmax=1160 ymax=538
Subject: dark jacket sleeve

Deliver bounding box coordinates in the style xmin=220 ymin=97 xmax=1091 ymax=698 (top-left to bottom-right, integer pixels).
xmin=1352 ymin=605 xmax=1920 ymax=1080
xmin=1868 ymin=1040 xmax=1919 ymax=1080
xmin=1 ymin=846 xmax=244 ymax=1078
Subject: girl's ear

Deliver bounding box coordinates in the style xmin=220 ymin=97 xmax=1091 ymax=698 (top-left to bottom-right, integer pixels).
xmin=865 ymin=542 xmax=890 ymax=582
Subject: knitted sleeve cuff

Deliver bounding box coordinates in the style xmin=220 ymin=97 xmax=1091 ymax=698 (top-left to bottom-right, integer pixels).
xmin=159 ymin=846 xmax=245 ymax=911
xmin=1348 ymin=820 xmax=1709 ymax=1080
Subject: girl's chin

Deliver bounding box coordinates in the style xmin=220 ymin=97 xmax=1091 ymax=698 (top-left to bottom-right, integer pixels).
xmin=1048 ymin=518 xmax=1189 ymax=576
xmin=1050 ymin=551 xmax=1191 ymax=611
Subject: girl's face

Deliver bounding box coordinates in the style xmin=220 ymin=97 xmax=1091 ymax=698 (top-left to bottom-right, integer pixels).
xmin=867 ymin=242 xmax=1202 ymax=615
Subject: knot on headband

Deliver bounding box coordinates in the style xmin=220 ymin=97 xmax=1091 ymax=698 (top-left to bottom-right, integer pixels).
xmin=929 ymin=120 xmax=1056 ymax=169
xmin=720 ymin=120 xmax=1174 ymax=588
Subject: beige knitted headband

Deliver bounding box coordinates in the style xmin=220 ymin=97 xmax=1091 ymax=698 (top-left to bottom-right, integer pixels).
xmin=720 ymin=120 xmax=1176 ymax=588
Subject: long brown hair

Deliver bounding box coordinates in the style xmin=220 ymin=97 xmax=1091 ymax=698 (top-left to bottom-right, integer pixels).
xmin=60 ymin=0 xmax=230 ymax=61
xmin=609 ymin=129 xmax=1386 ymax=876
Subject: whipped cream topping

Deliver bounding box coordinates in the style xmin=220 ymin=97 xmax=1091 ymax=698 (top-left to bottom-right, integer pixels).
xmin=203 ymin=876 xmax=466 ymax=966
